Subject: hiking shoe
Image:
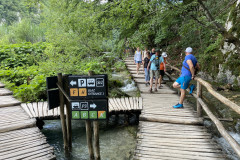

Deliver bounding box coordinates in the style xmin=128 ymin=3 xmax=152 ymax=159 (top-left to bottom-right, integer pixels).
xmin=149 ymin=88 xmax=152 ymax=93
xmin=189 ymin=84 xmax=196 ymax=94
xmin=173 ymin=103 xmax=183 ymax=108
xmin=158 ymin=85 xmax=163 ymax=89
xmin=154 ymin=88 xmax=157 ymax=92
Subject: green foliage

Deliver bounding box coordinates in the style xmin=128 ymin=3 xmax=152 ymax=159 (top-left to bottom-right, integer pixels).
xmin=0 ymin=65 xmax=52 ymax=102
xmin=0 ymin=42 xmax=48 ymax=68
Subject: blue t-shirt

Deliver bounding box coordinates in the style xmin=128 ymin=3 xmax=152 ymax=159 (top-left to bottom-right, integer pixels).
xmin=150 ymin=55 xmax=164 ymax=70
xmin=181 ymin=54 xmax=197 ymax=77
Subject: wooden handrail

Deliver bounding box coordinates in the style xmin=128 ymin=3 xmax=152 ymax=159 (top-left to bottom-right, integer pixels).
xmin=167 ymin=64 xmax=240 ymax=157
xmin=195 ymin=77 xmax=240 ymax=115
xmin=167 ymin=64 xmax=240 ymax=115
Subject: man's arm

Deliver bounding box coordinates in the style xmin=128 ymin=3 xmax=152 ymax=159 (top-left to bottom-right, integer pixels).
xmin=186 ymin=60 xmax=195 ymax=79
xmin=196 ymin=63 xmax=200 ymax=70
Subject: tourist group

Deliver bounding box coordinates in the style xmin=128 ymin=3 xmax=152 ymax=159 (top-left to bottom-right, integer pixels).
xmin=134 ymin=47 xmax=200 ymax=108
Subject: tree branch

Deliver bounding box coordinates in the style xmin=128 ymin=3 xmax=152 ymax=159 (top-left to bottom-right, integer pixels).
xmin=197 ymin=0 xmax=226 ymax=33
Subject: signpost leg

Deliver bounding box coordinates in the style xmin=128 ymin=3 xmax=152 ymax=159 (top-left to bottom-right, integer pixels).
xmin=57 ymin=73 xmax=68 ymax=150
xmin=63 ymin=75 xmax=72 ymax=149
xmin=86 ymin=120 xmax=94 ymax=160
xmin=93 ymin=121 xmax=100 ymax=160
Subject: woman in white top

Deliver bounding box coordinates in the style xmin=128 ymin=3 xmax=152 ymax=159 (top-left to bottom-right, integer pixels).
xmin=142 ymin=47 xmax=148 ymax=70
xmin=134 ymin=47 xmax=142 ymax=75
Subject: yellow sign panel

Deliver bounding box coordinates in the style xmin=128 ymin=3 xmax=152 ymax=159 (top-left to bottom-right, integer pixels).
xmin=79 ymin=88 xmax=87 ymax=96
xmin=70 ymin=88 xmax=78 ymax=96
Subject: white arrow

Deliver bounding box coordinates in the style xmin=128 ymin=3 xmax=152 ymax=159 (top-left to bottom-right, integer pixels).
xmin=70 ymin=80 xmax=77 ymax=86
xmin=90 ymin=103 xmax=97 ymax=109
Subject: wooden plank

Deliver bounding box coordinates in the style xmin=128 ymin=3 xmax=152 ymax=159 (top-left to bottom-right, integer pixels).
xmin=109 ymin=98 xmax=118 ymax=111
xmin=0 ymin=119 xmax=36 ymax=133
xmin=23 ymin=152 xmax=56 ymax=160
xmin=123 ymin=97 xmax=131 ymax=110
xmin=0 ymin=96 xmax=21 ymax=107
xmin=115 ymin=98 xmax=124 ymax=110
xmin=21 ymin=104 xmax=33 ymax=118
xmin=113 ymin=98 xmax=122 ymax=110
xmin=126 ymin=97 xmax=132 ymax=110
xmin=139 ymin=97 xmax=143 ymax=109
xmin=129 ymin=97 xmax=134 ymax=110
xmin=2 ymin=145 xmax=53 ymax=160
xmin=140 ymin=116 xmax=203 ymax=125
xmin=0 ymin=88 xmax=13 ymax=96
xmin=135 ymin=148 xmax=224 ymax=158
xmin=120 ymin=98 xmax=128 ymax=110
xmin=27 ymin=103 xmax=36 ymax=118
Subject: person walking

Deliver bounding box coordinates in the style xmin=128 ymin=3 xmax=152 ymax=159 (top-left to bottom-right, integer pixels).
xmin=158 ymin=52 xmax=167 ymax=88
xmin=147 ymin=49 xmax=164 ymax=93
xmin=172 ymin=47 xmax=200 ymax=108
xmin=150 ymin=48 xmax=155 ymax=57
xmin=142 ymin=47 xmax=148 ymax=71
xmin=134 ymin=47 xmax=142 ymax=75
xmin=143 ymin=51 xmax=151 ymax=86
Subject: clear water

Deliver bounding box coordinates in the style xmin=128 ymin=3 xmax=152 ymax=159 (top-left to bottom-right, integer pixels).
xmin=42 ymin=120 xmax=137 ymax=160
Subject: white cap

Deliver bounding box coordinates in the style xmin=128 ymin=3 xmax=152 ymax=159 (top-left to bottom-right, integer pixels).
xmin=162 ymin=52 xmax=167 ymax=57
xmin=185 ymin=47 xmax=193 ymax=53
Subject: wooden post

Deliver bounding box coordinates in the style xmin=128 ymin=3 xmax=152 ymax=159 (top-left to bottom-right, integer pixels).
xmin=63 ymin=75 xmax=72 ymax=149
xmin=57 ymin=73 xmax=68 ymax=150
xmin=93 ymin=121 xmax=100 ymax=160
xmin=197 ymin=81 xmax=202 ymax=117
xmin=88 ymin=70 xmax=101 ymax=160
xmin=86 ymin=120 xmax=94 ymax=160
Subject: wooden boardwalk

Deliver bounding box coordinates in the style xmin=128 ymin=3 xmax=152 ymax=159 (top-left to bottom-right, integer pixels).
xmin=0 ymin=82 xmax=56 ymax=160
xmin=21 ymin=97 xmax=143 ymax=120
xmin=124 ymin=57 xmax=226 ymax=159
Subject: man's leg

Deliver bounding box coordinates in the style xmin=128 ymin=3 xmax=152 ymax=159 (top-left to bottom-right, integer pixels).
xmin=173 ymin=81 xmax=180 ymax=88
xmin=179 ymin=89 xmax=186 ymax=104
xmin=149 ymin=70 xmax=153 ymax=92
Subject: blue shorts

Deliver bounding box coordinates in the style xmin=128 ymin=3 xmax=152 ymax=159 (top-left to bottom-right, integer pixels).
xmin=135 ymin=61 xmax=142 ymax=63
xmin=176 ymin=76 xmax=192 ymax=89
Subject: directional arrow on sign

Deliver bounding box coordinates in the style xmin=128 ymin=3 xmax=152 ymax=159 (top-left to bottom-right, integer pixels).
xmin=90 ymin=103 xmax=97 ymax=109
xmin=70 ymin=80 xmax=77 ymax=86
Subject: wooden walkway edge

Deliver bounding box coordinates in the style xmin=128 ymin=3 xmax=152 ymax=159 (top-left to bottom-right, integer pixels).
xmin=21 ymin=97 xmax=143 ymax=120
xmin=124 ymin=57 xmax=227 ymax=159
xmin=0 ymin=82 xmax=56 ymax=160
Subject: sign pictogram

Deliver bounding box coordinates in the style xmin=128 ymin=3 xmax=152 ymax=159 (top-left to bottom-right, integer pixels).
xmin=96 ymin=78 xmax=104 ymax=87
xmin=71 ymin=99 xmax=108 ymax=120
xmin=70 ymin=88 xmax=78 ymax=96
xmin=79 ymin=88 xmax=87 ymax=96
xmin=68 ymin=75 xmax=108 ymax=99
xmin=78 ymin=79 xmax=86 ymax=87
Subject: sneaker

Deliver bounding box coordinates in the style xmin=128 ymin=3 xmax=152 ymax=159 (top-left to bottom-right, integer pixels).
xmin=147 ymin=82 xmax=150 ymax=85
xmin=154 ymin=88 xmax=157 ymax=92
xmin=149 ymin=88 xmax=152 ymax=93
xmin=145 ymin=83 xmax=148 ymax=87
xmin=173 ymin=103 xmax=183 ymax=108
xmin=189 ymin=84 xmax=196 ymax=94
xmin=158 ymin=85 xmax=163 ymax=89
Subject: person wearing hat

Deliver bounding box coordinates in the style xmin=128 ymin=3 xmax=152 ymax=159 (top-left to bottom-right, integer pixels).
xmin=147 ymin=49 xmax=164 ymax=93
xmin=158 ymin=52 xmax=167 ymax=88
xmin=172 ymin=47 xmax=200 ymax=108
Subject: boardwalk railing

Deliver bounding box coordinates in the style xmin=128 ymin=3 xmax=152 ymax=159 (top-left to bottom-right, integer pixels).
xmin=167 ymin=64 xmax=240 ymax=157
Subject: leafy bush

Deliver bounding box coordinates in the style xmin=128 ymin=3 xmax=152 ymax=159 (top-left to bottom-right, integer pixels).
xmin=0 ymin=42 xmax=49 ymax=68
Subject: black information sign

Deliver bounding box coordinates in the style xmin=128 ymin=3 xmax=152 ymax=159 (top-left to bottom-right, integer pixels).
xmin=68 ymin=75 xmax=108 ymax=100
xmin=71 ymin=99 xmax=108 ymax=120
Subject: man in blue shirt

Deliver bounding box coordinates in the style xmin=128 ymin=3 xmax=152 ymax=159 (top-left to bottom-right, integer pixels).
xmin=172 ymin=47 xmax=200 ymax=108
xmin=147 ymin=49 xmax=165 ymax=93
